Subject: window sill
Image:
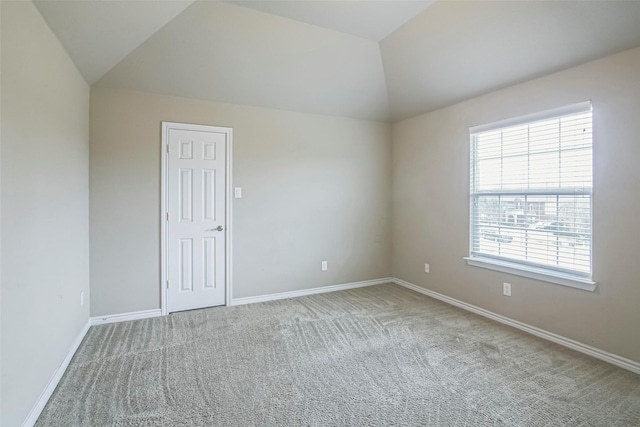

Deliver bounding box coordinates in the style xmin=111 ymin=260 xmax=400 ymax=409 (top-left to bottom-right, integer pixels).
xmin=464 ymin=257 xmax=596 ymax=292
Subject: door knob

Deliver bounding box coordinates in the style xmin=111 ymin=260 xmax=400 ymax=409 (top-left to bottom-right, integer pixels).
xmin=207 ymin=226 xmax=224 ymax=232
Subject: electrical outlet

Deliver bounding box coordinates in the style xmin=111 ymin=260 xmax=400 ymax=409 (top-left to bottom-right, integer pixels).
xmin=80 ymin=291 xmax=84 ymax=306
xmin=321 ymin=261 xmax=328 ymax=271
xmin=424 ymin=263 xmax=430 ymax=273
xmin=503 ymin=282 xmax=512 ymax=297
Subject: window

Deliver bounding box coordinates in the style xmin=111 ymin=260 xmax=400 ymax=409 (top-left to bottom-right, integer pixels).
xmin=466 ymin=102 xmax=595 ymax=290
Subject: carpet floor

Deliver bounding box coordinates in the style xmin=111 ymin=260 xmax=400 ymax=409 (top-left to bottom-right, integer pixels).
xmin=36 ymin=284 xmax=640 ymax=426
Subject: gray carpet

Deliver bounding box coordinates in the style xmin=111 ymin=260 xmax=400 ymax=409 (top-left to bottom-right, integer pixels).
xmin=36 ymin=284 xmax=640 ymax=426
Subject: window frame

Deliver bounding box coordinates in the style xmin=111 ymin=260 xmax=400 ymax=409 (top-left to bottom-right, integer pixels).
xmin=465 ymin=102 xmax=596 ymax=292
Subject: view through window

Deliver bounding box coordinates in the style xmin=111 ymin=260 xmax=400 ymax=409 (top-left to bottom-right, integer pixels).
xmin=469 ymin=103 xmax=593 ymax=279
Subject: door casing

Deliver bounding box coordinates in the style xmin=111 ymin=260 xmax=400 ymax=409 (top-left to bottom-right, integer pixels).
xmin=161 ymin=121 xmax=233 ymax=315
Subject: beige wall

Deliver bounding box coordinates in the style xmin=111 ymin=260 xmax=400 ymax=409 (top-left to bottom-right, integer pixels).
xmin=0 ymin=2 xmax=90 ymax=425
xmin=90 ymin=88 xmax=391 ymax=316
xmin=392 ymin=47 xmax=640 ymax=363
xmin=2 ymin=6 xmax=637 ymax=424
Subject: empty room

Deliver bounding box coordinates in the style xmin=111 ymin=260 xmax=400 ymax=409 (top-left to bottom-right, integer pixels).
xmin=2 ymin=0 xmax=640 ymax=425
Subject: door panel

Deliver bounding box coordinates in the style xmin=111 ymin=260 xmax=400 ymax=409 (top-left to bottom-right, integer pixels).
xmin=167 ymin=128 xmax=226 ymax=313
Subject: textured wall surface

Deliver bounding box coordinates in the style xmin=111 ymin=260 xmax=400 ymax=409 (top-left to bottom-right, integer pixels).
xmin=0 ymin=2 xmax=90 ymax=425
xmin=392 ymin=47 xmax=640 ymax=363
xmin=90 ymin=88 xmax=391 ymax=316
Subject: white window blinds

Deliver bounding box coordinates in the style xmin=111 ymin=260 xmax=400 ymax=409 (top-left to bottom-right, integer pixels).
xmin=469 ymin=102 xmax=592 ymax=279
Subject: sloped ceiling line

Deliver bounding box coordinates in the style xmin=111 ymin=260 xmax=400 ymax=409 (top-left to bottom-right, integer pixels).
xmin=34 ymin=0 xmax=196 ymax=85
xmin=34 ymin=0 xmax=640 ymax=122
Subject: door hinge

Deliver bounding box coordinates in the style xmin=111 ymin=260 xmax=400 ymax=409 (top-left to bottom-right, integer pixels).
xmin=166 ymin=280 xmax=170 ymax=289
xmin=166 ymin=144 xmax=169 ymax=154
xmin=166 ymin=212 xmax=169 ymax=221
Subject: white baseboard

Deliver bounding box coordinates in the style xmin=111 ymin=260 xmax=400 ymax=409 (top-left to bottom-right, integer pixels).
xmin=23 ymin=282 xmax=395 ymax=426
xmin=25 ymin=277 xmax=637 ymax=427
xmin=392 ymin=277 xmax=640 ymax=375
xmin=23 ymin=320 xmax=91 ymax=427
xmin=23 ymin=309 xmax=162 ymax=425
xmin=231 ymin=277 xmax=393 ymax=306
xmin=90 ymin=308 xmax=162 ymax=325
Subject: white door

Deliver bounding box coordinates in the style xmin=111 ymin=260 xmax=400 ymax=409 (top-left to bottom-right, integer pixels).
xmin=166 ymin=126 xmax=227 ymax=313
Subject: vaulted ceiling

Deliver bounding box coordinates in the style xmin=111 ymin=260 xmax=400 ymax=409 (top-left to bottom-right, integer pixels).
xmin=34 ymin=0 xmax=640 ymax=122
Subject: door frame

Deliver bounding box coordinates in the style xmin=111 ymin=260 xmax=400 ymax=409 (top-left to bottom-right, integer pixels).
xmin=160 ymin=121 xmax=233 ymax=315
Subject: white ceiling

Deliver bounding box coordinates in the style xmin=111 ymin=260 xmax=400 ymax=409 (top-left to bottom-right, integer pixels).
xmin=33 ymin=0 xmax=640 ymax=121
xmin=222 ymin=0 xmax=434 ymax=41
xmin=381 ymin=0 xmax=640 ymax=120
xmin=95 ymin=1 xmax=390 ymax=120
xmin=34 ymin=0 xmax=195 ymax=84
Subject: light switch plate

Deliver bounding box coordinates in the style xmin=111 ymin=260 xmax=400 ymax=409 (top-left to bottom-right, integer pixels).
xmin=234 ymin=187 xmax=242 ymax=198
